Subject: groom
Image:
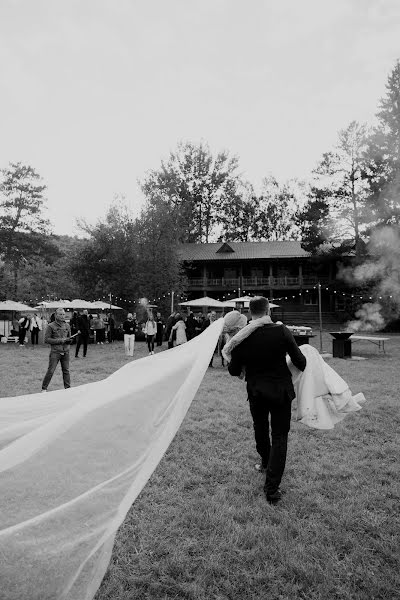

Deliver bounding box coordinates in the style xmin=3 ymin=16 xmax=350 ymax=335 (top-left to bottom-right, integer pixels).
xmin=226 ymin=296 xmax=306 ymax=504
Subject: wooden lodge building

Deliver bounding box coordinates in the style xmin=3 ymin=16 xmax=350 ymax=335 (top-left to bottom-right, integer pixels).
xmin=178 ymin=241 xmax=347 ymax=326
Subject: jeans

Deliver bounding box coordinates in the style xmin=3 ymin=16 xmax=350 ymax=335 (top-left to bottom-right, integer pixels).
xmin=147 ymin=335 xmax=155 ymax=352
xmin=75 ymin=334 xmax=89 ymax=357
xmin=31 ymin=327 xmax=39 ymax=345
xmin=248 ymin=389 xmax=292 ymax=495
xmin=42 ymin=351 xmax=71 ymax=390
xmin=124 ymin=334 xmax=135 ymax=356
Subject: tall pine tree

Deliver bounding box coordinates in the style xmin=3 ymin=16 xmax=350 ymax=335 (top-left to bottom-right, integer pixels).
xmin=363 ymin=60 xmax=400 ymax=225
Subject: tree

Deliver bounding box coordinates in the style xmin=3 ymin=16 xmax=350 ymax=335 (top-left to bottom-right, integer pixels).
xmin=70 ymin=199 xmax=186 ymax=314
xmin=296 ymin=188 xmax=332 ymax=253
xmin=71 ymin=201 xmax=139 ymax=301
xmin=217 ymin=178 xmax=304 ymax=242
xmin=141 ymin=141 xmax=241 ymax=243
xmin=255 ymin=177 xmax=304 ymax=241
xmin=363 ymin=60 xmax=400 ymax=226
xmin=297 ymin=121 xmax=369 ymax=254
xmin=0 ymin=162 xmax=55 ymax=297
xmin=217 ymin=182 xmax=261 ymax=242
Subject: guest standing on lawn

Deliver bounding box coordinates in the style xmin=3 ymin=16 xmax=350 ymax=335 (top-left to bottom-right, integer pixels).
xmin=156 ymin=312 xmax=164 ymax=347
xmin=18 ymin=314 xmax=31 ymax=346
xmin=75 ymin=309 xmax=90 ymax=358
xmin=145 ymin=314 xmax=157 ymax=354
xmin=42 ymin=308 xmax=72 ymax=392
xmin=123 ymin=313 xmax=137 ymax=356
xmin=224 ymin=296 xmax=307 ymax=505
xmin=186 ymin=311 xmax=197 ymax=340
xmin=164 ymin=311 xmax=177 ymax=349
xmin=92 ymin=313 xmax=106 ymax=344
xmin=170 ymin=314 xmax=187 ymax=347
xmin=107 ymin=313 xmax=116 ymax=343
xmin=29 ymin=313 xmax=42 ymax=345
xmin=201 ymin=311 xmax=217 ymax=367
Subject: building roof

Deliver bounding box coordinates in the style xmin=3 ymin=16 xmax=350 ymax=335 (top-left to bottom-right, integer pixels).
xmin=178 ymin=241 xmax=310 ymax=261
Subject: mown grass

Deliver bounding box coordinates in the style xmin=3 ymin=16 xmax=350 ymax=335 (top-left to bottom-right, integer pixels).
xmin=1 ymin=334 xmax=400 ymax=599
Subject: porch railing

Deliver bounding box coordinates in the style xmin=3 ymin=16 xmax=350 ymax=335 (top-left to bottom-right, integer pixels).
xmin=187 ymin=276 xmax=330 ymax=288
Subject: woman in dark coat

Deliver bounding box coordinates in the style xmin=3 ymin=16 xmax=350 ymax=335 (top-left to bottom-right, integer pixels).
xmin=156 ymin=312 xmax=164 ymax=346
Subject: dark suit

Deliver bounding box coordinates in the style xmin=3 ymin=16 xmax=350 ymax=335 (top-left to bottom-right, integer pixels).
xmin=228 ymin=323 xmax=306 ymax=495
xmin=75 ymin=314 xmax=90 ymax=357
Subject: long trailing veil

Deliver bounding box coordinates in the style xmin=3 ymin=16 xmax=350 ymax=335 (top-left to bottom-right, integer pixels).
xmin=0 ymin=319 xmax=223 ymax=600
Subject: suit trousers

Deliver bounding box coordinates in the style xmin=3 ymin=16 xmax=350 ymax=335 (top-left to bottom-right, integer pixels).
xmin=248 ymin=389 xmax=292 ymax=495
xmin=75 ymin=333 xmax=89 ymax=357
xmin=18 ymin=329 xmax=27 ymax=345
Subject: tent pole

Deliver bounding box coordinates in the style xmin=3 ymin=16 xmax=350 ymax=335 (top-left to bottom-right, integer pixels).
xmin=318 ymin=282 xmax=323 ymax=352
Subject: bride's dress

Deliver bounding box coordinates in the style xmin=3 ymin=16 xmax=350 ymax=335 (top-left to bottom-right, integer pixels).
xmin=287 ymin=344 xmax=366 ymax=430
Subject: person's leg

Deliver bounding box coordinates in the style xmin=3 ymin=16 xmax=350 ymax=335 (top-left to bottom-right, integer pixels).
xmin=19 ymin=329 xmax=26 ymax=345
xmin=75 ymin=334 xmax=82 ymax=357
xmin=147 ymin=336 xmax=152 ymax=353
xmin=31 ymin=330 xmax=35 ymax=345
xmin=60 ymin=353 xmax=71 ymax=388
xmin=151 ymin=335 xmax=155 ymax=352
xmin=130 ymin=334 xmax=135 ymax=355
xmin=249 ymin=394 xmax=271 ymax=471
xmin=264 ymin=394 xmax=292 ymax=498
xmin=42 ymin=352 xmax=59 ymax=390
xmin=34 ymin=328 xmax=39 ymax=344
xmin=124 ymin=334 xmax=129 ymax=355
xmin=83 ymin=335 xmax=88 ymax=357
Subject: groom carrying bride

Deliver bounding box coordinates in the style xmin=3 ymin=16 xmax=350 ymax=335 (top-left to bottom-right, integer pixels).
xmin=223 ymin=296 xmax=307 ymax=505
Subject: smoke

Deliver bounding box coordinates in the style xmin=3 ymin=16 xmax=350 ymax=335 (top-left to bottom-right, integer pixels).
xmin=347 ymin=302 xmax=385 ymax=332
xmin=339 ymin=226 xmax=400 ymax=329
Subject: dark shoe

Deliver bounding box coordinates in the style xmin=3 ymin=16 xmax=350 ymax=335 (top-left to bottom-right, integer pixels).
xmin=75 ymin=355 xmax=79 ymax=358
xmin=265 ymin=489 xmax=282 ymax=504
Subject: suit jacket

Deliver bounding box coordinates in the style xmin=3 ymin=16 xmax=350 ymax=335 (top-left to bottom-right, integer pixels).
xmin=77 ymin=314 xmax=90 ymax=335
xmin=228 ymin=324 xmax=306 ymax=400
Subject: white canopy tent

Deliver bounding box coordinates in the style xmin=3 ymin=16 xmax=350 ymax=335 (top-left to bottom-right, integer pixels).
xmin=0 ymin=301 xmax=36 ymax=312
xmin=0 ymin=301 xmax=36 ymax=339
xmin=91 ymin=301 xmax=123 ymax=310
xmin=226 ymin=296 xmax=280 ymax=309
xmin=34 ymin=300 xmax=72 ymax=310
xmin=178 ymin=296 xmax=225 ymax=308
xmin=68 ymin=299 xmax=96 ymax=310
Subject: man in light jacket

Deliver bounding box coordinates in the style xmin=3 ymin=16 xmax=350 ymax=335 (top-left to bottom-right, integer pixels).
xmin=42 ymin=308 xmax=72 ymax=391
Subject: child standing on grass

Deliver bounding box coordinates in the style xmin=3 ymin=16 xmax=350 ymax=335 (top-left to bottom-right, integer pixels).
xmin=145 ymin=314 xmax=157 ymax=354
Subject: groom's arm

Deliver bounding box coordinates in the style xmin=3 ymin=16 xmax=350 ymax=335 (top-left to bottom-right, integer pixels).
xmin=228 ymin=346 xmax=244 ymax=377
xmin=282 ymin=326 xmax=307 ymax=371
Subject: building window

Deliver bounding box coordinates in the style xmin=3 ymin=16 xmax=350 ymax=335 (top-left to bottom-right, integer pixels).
xmin=304 ymin=293 xmax=318 ymax=305
xmin=335 ymin=296 xmax=346 ymax=311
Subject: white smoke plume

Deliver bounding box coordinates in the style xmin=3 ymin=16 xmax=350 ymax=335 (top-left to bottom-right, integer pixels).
xmin=347 ymin=302 xmax=385 ymax=332
xmin=340 ymin=226 xmax=400 ymax=329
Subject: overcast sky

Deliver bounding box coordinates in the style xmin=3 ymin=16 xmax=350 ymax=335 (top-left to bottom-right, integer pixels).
xmin=1 ymin=0 xmax=399 ymax=236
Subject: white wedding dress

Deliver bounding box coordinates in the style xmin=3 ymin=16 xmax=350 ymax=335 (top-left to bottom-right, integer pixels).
xmin=288 ymin=344 xmax=366 ymax=429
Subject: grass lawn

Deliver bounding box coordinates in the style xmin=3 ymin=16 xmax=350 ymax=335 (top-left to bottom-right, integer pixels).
xmin=1 ymin=333 xmax=400 ymax=599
